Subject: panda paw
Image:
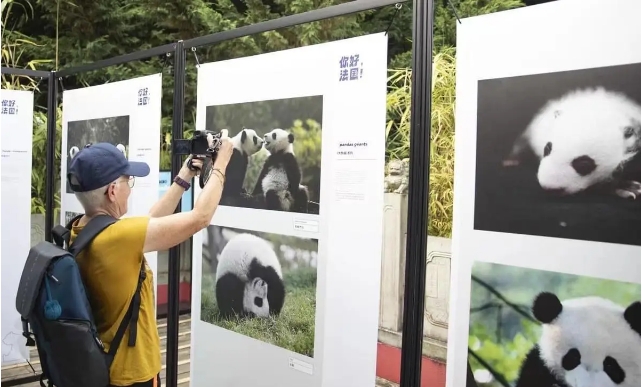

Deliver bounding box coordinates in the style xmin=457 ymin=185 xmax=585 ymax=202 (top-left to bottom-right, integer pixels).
xmin=614 ymin=180 xmax=641 ymax=200
xmin=250 ymin=277 xmax=268 ymax=298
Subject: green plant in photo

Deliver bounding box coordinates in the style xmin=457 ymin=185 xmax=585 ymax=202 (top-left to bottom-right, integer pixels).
xmin=201 ymin=267 xmax=317 ymax=358
xmin=468 ymin=262 xmax=642 ymax=386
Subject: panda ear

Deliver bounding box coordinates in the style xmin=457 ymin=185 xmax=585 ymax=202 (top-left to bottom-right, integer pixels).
xmin=532 ymin=292 xmax=563 ymax=323
xmin=288 ymin=133 xmax=294 ymax=144
xmin=241 ymin=130 xmax=247 ymax=144
xmin=624 ymin=301 xmax=641 ymax=335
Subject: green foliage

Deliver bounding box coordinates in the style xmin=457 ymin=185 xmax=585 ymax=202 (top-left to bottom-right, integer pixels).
xmin=31 ymin=106 xmax=62 ymax=216
xmin=468 ymin=262 xmax=641 ymax=386
xmin=433 ymin=0 xmax=525 ymax=52
xmin=386 ymin=47 xmax=456 ymax=237
xmin=2 ymin=0 xmax=527 ymax=232
xmin=201 ymin=267 xmax=317 ymax=358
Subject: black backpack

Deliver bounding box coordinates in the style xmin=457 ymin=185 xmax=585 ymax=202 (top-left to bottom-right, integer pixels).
xmin=15 ymin=214 xmax=146 ymax=387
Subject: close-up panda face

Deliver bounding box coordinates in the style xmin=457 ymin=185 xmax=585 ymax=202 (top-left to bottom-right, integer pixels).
xmin=236 ymin=128 xmax=264 ymax=156
xmin=243 ymin=277 xmax=270 ymax=318
xmin=535 ymin=107 xmax=640 ymax=195
xmin=263 ymin=128 xmax=294 ymax=153
xmin=532 ymin=292 xmax=641 ymax=387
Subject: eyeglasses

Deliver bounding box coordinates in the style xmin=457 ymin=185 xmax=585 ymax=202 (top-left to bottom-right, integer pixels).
xmin=104 ymin=176 xmax=135 ymax=195
xmin=122 ymin=176 xmax=136 ymax=188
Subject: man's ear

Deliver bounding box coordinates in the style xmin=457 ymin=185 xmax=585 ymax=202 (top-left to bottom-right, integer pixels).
xmin=106 ymin=183 xmax=117 ymax=202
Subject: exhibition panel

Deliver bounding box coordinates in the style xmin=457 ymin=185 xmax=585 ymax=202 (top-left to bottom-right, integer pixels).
xmin=447 ymin=0 xmax=641 ymax=386
xmin=190 ymin=32 xmax=388 ymax=387
xmin=60 ymin=73 xmax=164 ymax=303
xmin=1 ymin=89 xmax=34 ymax=366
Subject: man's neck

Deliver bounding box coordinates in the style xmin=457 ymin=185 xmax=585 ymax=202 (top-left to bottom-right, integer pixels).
xmin=78 ymin=209 xmax=119 ymax=226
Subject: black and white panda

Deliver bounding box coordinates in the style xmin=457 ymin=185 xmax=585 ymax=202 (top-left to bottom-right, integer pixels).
xmin=252 ymin=128 xmax=309 ymax=212
xmin=214 ymin=233 xmax=286 ymax=319
xmin=503 ymin=87 xmax=641 ymax=199
xmin=220 ymin=128 xmax=264 ymax=206
xmin=515 ymin=291 xmax=641 ymax=387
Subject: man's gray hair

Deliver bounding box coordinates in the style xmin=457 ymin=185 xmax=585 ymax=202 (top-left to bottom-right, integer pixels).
xmin=74 ymin=183 xmax=110 ymax=214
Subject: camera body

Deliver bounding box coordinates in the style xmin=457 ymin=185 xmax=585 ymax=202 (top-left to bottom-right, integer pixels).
xmin=190 ymin=130 xmax=217 ymax=156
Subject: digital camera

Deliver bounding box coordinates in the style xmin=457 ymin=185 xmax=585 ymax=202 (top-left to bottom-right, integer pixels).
xmin=188 ymin=130 xmax=223 ymax=189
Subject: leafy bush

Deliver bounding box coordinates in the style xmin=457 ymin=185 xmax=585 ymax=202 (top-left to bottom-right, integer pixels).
xmin=386 ymin=47 xmax=457 ymax=237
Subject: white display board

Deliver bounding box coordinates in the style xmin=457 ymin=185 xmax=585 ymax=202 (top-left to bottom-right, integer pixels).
xmin=60 ymin=74 xmax=163 ymax=303
xmin=448 ymin=1 xmax=641 ymax=386
xmin=191 ymin=32 xmax=388 ymax=387
xmin=1 ymin=89 xmax=34 ymax=366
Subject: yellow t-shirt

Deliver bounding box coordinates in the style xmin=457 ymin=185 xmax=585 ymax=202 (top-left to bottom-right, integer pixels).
xmin=70 ymin=216 xmax=161 ymax=386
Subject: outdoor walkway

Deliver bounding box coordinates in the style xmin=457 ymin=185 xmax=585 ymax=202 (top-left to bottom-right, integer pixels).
xmin=1 ymin=315 xmax=192 ymax=387
xmin=1 ymin=314 xmax=397 ymax=387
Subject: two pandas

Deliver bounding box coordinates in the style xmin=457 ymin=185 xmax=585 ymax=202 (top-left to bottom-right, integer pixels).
xmin=220 ymin=127 xmax=310 ymax=213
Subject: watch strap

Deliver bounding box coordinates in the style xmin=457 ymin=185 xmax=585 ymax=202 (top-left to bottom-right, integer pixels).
xmin=173 ymin=175 xmax=191 ymax=190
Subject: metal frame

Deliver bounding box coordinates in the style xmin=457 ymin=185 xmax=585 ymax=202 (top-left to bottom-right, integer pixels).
xmin=0 ymin=67 xmax=57 ymax=245
xmin=2 ymin=0 xmax=436 ymax=385
xmin=0 ymin=67 xmax=55 ymax=387
xmin=400 ymin=0 xmax=435 ymax=385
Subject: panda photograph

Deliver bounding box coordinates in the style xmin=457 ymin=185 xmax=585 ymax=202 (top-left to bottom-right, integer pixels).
xmin=200 ymin=225 xmax=318 ymax=358
xmin=65 ymin=115 xmax=130 ymax=194
xmin=205 ymin=95 xmax=323 ymax=215
xmin=473 ymin=62 xmax=641 ymax=246
xmin=466 ymin=261 xmax=640 ymax=387
xmin=64 ymin=211 xmax=82 ymax=226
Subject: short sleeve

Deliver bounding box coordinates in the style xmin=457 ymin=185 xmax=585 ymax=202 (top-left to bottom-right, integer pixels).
xmin=110 ymin=216 xmax=150 ymax=253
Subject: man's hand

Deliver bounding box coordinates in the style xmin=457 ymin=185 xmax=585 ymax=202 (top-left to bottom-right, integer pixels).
xmin=177 ymin=156 xmax=203 ymax=181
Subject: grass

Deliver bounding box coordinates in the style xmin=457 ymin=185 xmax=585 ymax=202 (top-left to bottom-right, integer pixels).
xmin=201 ymin=267 xmax=317 ymax=358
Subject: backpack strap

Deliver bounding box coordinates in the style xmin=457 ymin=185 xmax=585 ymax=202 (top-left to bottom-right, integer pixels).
xmin=66 ymin=214 xmax=147 ymax=362
xmin=107 ymin=256 xmax=146 ymax=362
xmin=68 ymin=215 xmax=117 ymax=256
xmin=51 ymin=214 xmax=84 ymax=248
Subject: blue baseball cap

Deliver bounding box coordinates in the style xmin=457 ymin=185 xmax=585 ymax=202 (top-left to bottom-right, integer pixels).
xmin=67 ymin=142 xmax=150 ymax=192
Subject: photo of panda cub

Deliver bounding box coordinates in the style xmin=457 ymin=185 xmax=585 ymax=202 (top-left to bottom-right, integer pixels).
xmin=473 ymin=62 xmax=641 ymax=246
xmin=514 ymin=292 xmax=640 ymax=387
xmin=65 ymin=115 xmax=130 ymax=194
xmin=467 ymin=261 xmax=641 ymax=387
xmin=200 ymin=225 xmax=318 ymax=358
xmin=205 ymin=95 xmax=323 ymax=215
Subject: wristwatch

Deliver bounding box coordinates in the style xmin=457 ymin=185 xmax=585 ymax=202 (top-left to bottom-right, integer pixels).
xmin=173 ymin=175 xmax=191 ymax=190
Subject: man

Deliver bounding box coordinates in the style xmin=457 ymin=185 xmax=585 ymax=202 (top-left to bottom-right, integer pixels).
xmin=66 ymin=131 xmax=233 ymax=387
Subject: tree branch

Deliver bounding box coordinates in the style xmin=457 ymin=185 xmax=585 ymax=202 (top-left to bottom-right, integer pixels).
xmin=472 ymin=274 xmax=538 ymax=324
xmin=468 ymin=347 xmax=511 ymax=387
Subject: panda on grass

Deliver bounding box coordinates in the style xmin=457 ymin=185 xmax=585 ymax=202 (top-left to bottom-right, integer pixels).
xmin=515 ymin=291 xmax=640 ymax=387
xmin=252 ymin=128 xmax=310 ymax=213
xmin=215 ymin=233 xmax=286 ymax=319
xmin=219 ymin=128 xmax=264 ymax=207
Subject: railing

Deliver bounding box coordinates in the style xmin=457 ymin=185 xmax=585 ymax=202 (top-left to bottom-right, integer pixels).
xmin=378 ymin=192 xmax=451 ymax=362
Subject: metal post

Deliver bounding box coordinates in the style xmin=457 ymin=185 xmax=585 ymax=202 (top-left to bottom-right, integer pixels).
xmin=166 ymin=40 xmax=185 ymax=387
xmin=45 ymin=71 xmax=58 ymax=242
xmin=399 ymin=0 xmax=434 ymax=386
